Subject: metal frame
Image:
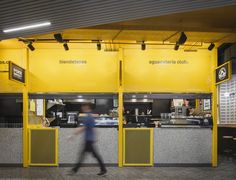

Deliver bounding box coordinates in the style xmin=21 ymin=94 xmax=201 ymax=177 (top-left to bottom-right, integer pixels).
xmin=212 ymin=50 xmax=218 ymax=167
xmin=28 ymin=127 xmax=58 ymax=166
xmin=23 ymin=49 xmax=29 ymax=167
xmin=14 ymin=46 xmax=218 ymax=168
xmin=215 ymin=61 xmax=232 ymax=85
xmin=8 ymin=61 xmax=25 ymax=84
xmin=123 ymin=128 xmax=154 ymax=166
xmin=118 ymin=48 xmax=124 ymax=167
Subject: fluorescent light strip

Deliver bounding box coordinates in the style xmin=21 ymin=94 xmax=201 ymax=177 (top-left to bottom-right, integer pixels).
xmin=3 ymin=22 xmax=51 ymax=33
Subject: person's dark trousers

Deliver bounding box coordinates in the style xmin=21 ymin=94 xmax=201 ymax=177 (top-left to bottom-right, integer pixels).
xmin=73 ymin=140 xmax=106 ymax=172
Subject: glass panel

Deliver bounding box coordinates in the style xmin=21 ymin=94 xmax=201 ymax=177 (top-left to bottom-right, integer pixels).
xmin=0 ymin=94 xmax=22 ymax=128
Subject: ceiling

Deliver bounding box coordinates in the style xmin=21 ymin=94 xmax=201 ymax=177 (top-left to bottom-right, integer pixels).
xmin=24 ymin=5 xmax=236 ymax=45
xmin=29 ymin=29 xmax=236 ymax=44
xmin=91 ymin=5 xmax=236 ymax=33
xmin=1 ymin=0 xmax=236 ymax=40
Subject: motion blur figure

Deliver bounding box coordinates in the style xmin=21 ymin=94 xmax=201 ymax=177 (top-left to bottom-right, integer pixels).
xmin=69 ymin=103 xmax=107 ymax=176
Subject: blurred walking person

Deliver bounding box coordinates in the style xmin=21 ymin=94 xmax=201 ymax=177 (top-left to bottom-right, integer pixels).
xmin=69 ymin=103 xmax=107 ymax=176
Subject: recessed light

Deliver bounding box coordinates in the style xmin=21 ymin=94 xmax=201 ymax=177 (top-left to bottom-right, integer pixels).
xmin=3 ymin=22 xmax=51 ymax=33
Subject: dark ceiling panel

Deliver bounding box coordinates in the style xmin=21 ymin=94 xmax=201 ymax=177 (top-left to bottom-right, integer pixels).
xmin=1 ymin=0 xmax=236 ymax=40
xmin=91 ymin=5 xmax=236 ymax=33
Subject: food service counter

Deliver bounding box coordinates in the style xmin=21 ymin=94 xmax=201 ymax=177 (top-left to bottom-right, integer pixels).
xmin=0 ymin=126 xmax=211 ymax=166
xmin=122 ymin=127 xmax=212 ymax=166
xmin=0 ymin=128 xmax=23 ymax=165
xmin=59 ymin=128 xmax=118 ymax=165
xmin=153 ymin=127 xmax=212 ymax=165
xmin=58 ymin=126 xmax=211 ymax=166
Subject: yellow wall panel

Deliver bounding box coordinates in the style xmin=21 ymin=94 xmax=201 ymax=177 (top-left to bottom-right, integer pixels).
xmin=29 ymin=49 xmax=118 ymax=93
xmin=0 ymin=49 xmax=26 ymax=93
xmin=123 ymin=48 xmax=215 ymax=93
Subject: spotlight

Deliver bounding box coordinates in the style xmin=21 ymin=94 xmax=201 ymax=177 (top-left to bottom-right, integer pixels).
xmin=97 ymin=42 xmax=101 ymax=50
xmin=54 ymin=33 xmax=63 ymax=43
xmin=27 ymin=42 xmax=35 ymax=51
xmin=174 ymin=43 xmax=179 ymax=51
xmin=141 ymin=41 xmax=146 ymax=51
xmin=177 ymin=32 xmax=187 ymax=45
xmin=63 ymin=43 xmax=69 ymax=51
xmin=208 ymin=43 xmax=215 ymax=51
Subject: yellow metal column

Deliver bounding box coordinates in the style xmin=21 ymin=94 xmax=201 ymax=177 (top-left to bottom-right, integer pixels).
xmin=212 ymin=50 xmax=218 ymax=167
xmin=118 ymin=90 xmax=123 ymax=167
xmin=195 ymin=99 xmax=200 ymax=109
xmin=23 ymin=49 xmax=29 ymax=167
xmin=118 ymin=47 xmax=124 ymax=167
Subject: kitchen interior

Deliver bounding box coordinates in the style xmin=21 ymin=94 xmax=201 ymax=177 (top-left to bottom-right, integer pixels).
xmin=28 ymin=94 xmax=118 ymax=128
xmin=123 ymin=93 xmax=213 ymax=128
xmin=28 ymin=93 xmax=213 ymax=129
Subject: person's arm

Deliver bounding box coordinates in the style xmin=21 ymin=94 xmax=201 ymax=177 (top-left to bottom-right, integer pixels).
xmin=68 ymin=127 xmax=85 ymax=140
xmin=73 ymin=126 xmax=85 ymax=135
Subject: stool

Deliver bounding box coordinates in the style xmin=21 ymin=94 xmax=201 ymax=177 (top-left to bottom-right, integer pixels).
xmin=222 ymin=136 xmax=234 ymax=160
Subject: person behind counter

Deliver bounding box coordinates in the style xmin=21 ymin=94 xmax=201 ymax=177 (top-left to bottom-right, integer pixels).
xmin=68 ymin=103 xmax=107 ymax=176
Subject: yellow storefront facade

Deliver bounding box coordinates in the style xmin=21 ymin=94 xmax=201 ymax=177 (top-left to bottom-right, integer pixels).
xmin=0 ymin=39 xmax=218 ymax=167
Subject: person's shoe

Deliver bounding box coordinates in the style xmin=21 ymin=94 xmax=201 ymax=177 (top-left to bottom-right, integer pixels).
xmin=97 ymin=170 xmax=107 ymax=176
xmin=67 ymin=168 xmax=77 ymax=176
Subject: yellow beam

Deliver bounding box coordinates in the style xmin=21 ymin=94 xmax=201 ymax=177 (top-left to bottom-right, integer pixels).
xmin=118 ymin=48 xmax=124 ymax=167
xmin=118 ymin=90 xmax=123 ymax=167
xmin=195 ymin=99 xmax=200 ymax=109
xmin=212 ymin=50 xmax=218 ymax=167
xmin=23 ymin=49 xmax=29 ymax=167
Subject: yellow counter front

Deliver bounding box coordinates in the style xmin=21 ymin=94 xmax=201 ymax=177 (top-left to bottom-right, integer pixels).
xmin=28 ymin=127 xmax=58 ymax=166
xmin=123 ymin=128 xmax=153 ymax=166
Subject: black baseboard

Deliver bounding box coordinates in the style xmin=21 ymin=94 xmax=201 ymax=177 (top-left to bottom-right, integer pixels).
xmin=0 ymin=163 xmax=23 ymax=167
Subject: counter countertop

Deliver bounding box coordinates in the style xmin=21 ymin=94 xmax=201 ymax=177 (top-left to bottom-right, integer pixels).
xmin=159 ymin=125 xmax=212 ymax=128
xmin=218 ymin=124 xmax=236 ymax=128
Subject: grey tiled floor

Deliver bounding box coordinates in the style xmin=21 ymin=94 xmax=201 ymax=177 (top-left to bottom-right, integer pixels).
xmin=0 ymin=157 xmax=236 ymax=180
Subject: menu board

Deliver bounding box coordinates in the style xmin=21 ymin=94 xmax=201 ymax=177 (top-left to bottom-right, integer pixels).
xmin=203 ymin=99 xmax=211 ymax=111
xmin=9 ymin=61 xmax=25 ymax=83
xmin=173 ymin=99 xmax=183 ymax=107
xmin=36 ymin=99 xmax=44 ymax=116
xmin=216 ymin=61 xmax=231 ymax=85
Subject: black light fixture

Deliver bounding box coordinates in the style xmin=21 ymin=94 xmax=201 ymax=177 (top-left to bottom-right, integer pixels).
xmin=97 ymin=42 xmax=101 ymax=51
xmin=141 ymin=41 xmax=146 ymax=51
xmin=174 ymin=43 xmax=179 ymax=51
xmin=208 ymin=43 xmax=215 ymax=51
xmin=177 ymin=32 xmax=187 ymax=45
xmin=27 ymin=42 xmax=35 ymax=51
xmin=63 ymin=43 xmax=69 ymax=51
xmin=54 ymin=33 xmax=63 ymax=43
